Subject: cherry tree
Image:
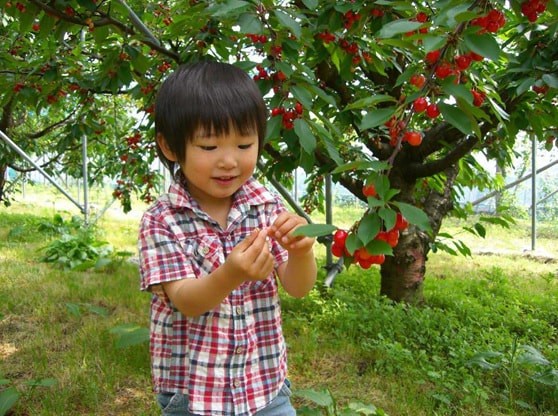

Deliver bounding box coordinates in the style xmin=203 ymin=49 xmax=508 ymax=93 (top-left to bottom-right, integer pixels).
xmin=0 ymin=0 xmax=556 ymax=302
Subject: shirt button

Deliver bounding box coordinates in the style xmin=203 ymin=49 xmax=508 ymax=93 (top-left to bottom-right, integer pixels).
xmin=200 ymin=246 xmax=209 ymax=255
xmin=235 ymin=346 xmax=244 ymax=354
xmin=235 ymin=306 xmax=242 ymax=315
xmin=233 ymin=379 xmax=241 ymax=388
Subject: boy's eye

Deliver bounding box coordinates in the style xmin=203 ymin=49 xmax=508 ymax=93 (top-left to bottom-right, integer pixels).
xmin=238 ymin=143 xmax=254 ymax=150
xmin=199 ymin=145 xmax=217 ymax=151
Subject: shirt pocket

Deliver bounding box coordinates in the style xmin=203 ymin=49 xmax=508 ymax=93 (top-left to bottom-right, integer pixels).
xmin=180 ymin=235 xmax=224 ymax=278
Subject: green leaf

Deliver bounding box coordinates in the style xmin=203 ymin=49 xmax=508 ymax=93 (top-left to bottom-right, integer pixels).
xmin=65 ymin=302 xmax=82 ymax=317
xmin=291 ymin=85 xmax=314 ymax=110
xmin=422 ymin=35 xmax=447 ymax=53
xmin=110 ymin=324 xmax=150 ymax=348
xmin=441 ymin=79 xmax=473 ymax=105
xmin=518 ymin=345 xmax=550 ymax=367
xmin=332 ymin=160 xmax=389 ymax=174
xmin=24 ymin=378 xmax=57 ymax=387
xmin=439 ymin=103 xmax=473 ymax=136
xmin=293 ymin=389 xmax=333 ymax=407
xmin=393 ymin=202 xmax=431 ymax=232
xmin=301 ymin=0 xmax=318 ymax=9
xmin=467 ymin=351 xmax=503 ymax=370
xmin=542 ymin=73 xmax=558 ymax=89
xmin=238 ymin=13 xmax=264 ymax=34
xmin=357 ymin=215 xmax=382 ymax=246
xmin=0 ymin=387 xmax=19 ymax=416
xmin=265 ymin=115 xmax=282 ymax=142
xmin=348 ymin=401 xmax=378 ymax=414
xmin=360 ymin=108 xmax=396 ymax=130
xmin=345 ymin=233 xmax=362 ymax=255
xmin=377 ymin=19 xmax=423 ymax=38
xmin=292 ymin=224 xmax=337 ymax=238
xmin=516 ymin=77 xmax=536 ymax=95
xmin=379 ymin=207 xmax=397 ymax=231
xmin=344 ymin=95 xmax=396 ymax=111
xmin=293 ymin=119 xmax=317 ymax=154
xmin=210 ymin=0 xmax=250 ymax=17
xmin=274 ymin=10 xmax=302 ymax=38
xmin=464 ymin=34 xmax=500 ymax=62
xmin=365 ymin=239 xmax=393 ymax=256
xmin=473 ymin=223 xmax=486 ymax=238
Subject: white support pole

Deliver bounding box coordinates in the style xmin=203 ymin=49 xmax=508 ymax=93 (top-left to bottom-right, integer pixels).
xmin=0 ymin=129 xmax=85 ymax=213
xmin=82 ymin=134 xmax=89 ymax=225
xmin=531 ymin=133 xmax=537 ymax=251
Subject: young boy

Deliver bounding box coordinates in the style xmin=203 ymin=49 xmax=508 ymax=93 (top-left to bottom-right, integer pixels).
xmin=138 ymin=61 xmax=317 ymax=416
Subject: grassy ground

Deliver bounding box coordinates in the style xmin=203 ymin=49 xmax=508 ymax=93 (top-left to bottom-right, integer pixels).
xmin=1 ymin=186 xmax=557 ymax=415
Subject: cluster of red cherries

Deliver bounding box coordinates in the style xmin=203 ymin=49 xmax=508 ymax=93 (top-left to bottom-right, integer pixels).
xmin=270 ymin=102 xmax=304 ymax=130
xmin=520 ymin=0 xmax=548 ymax=22
xmin=330 ymin=185 xmax=410 ymax=269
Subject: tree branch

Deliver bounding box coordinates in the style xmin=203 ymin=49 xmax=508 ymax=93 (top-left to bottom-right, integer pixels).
xmin=27 ymin=0 xmax=180 ymax=62
xmin=26 ymin=111 xmax=77 ymax=139
xmin=405 ymin=135 xmax=479 ymax=179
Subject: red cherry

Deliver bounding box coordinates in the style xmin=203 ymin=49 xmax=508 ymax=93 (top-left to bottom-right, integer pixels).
xmin=471 ymin=90 xmax=485 ymax=107
xmin=358 ymin=258 xmax=373 ymax=269
xmin=331 ymin=242 xmax=345 ymax=258
xmin=413 ymin=97 xmax=428 ymax=113
xmin=468 ymin=51 xmax=484 ymax=62
xmin=455 ymin=55 xmax=472 ymax=70
xmin=333 ymin=229 xmax=349 ymax=247
xmin=410 ymin=74 xmax=426 ymax=88
xmin=416 ymin=12 xmax=428 ymax=23
xmin=372 ymin=254 xmax=385 ymax=265
xmin=271 ymin=107 xmax=284 ymax=117
xmin=425 ymin=103 xmax=440 ymax=119
xmin=32 ymin=23 xmax=40 ymax=31
xmin=425 ymin=49 xmax=441 ymax=65
xmin=404 ymin=131 xmax=422 ymax=146
xmin=275 ymin=71 xmax=287 ymax=82
xmin=395 ymin=212 xmax=409 ymax=231
xmin=375 ymin=231 xmax=389 ymax=243
xmin=435 ymin=62 xmax=452 ymax=79
xmin=386 ymin=229 xmax=400 ymax=247
xmin=363 ymin=184 xmax=377 ymax=197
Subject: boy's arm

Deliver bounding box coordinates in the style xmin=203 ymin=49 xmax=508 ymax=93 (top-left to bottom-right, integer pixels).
xmin=270 ymin=212 xmax=317 ymax=298
xmin=276 ymin=251 xmax=317 ymax=298
xmin=163 ymin=229 xmax=274 ymax=317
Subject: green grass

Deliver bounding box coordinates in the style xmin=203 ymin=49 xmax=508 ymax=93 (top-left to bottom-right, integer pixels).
xmin=1 ymin=188 xmax=558 ymax=415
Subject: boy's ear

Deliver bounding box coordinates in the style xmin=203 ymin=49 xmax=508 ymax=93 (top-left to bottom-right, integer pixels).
xmin=156 ymin=133 xmax=177 ymax=162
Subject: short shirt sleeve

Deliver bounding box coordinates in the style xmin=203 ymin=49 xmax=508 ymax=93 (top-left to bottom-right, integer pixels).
xmin=138 ymin=211 xmax=196 ymax=292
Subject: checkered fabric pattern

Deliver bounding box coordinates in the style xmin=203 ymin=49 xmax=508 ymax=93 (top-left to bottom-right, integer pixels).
xmin=138 ymin=175 xmax=290 ymax=416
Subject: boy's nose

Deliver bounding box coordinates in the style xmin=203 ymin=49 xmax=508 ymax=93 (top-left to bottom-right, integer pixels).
xmin=218 ymin=153 xmax=238 ymax=169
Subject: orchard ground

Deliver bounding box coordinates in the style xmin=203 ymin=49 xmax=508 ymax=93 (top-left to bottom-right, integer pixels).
xmin=1 ymin=184 xmax=557 ymax=415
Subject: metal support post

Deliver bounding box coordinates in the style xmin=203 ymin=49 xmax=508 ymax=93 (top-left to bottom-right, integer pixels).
xmin=531 ymin=134 xmax=537 ymax=251
xmin=0 ymin=129 xmax=85 ymax=213
xmin=82 ymin=134 xmax=89 ymax=224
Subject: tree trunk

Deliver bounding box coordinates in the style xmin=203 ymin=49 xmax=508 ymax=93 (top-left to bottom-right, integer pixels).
xmin=380 ymin=165 xmax=459 ymax=303
xmin=1 ymin=98 xmax=15 ymax=203
xmin=380 ymin=226 xmax=428 ymax=303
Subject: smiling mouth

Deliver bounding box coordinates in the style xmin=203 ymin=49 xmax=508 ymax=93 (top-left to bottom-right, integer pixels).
xmin=213 ymin=176 xmax=237 ymax=182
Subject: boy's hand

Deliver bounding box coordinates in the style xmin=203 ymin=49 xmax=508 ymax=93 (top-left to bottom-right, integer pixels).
xmin=269 ymin=212 xmax=315 ymax=256
xmin=224 ymin=229 xmax=274 ymax=283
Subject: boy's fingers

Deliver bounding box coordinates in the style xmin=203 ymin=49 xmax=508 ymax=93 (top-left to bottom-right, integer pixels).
xmin=236 ymin=229 xmax=261 ymax=251
xmin=243 ymin=229 xmax=268 ymax=255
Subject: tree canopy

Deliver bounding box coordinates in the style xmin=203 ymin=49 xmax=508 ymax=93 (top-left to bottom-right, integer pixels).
xmin=1 ymin=0 xmax=557 ymax=301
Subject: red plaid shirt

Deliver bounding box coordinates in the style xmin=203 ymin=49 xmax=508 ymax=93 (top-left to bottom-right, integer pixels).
xmin=138 ymin=176 xmax=289 ymax=416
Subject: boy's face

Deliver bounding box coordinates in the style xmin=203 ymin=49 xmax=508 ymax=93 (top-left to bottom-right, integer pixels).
xmin=176 ymin=128 xmax=259 ymax=209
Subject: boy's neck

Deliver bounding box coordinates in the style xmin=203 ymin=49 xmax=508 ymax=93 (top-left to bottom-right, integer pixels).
xmin=198 ymin=197 xmax=233 ymax=230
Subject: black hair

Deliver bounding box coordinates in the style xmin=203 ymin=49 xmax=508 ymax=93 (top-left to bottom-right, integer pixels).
xmin=154 ymin=61 xmax=267 ymax=174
